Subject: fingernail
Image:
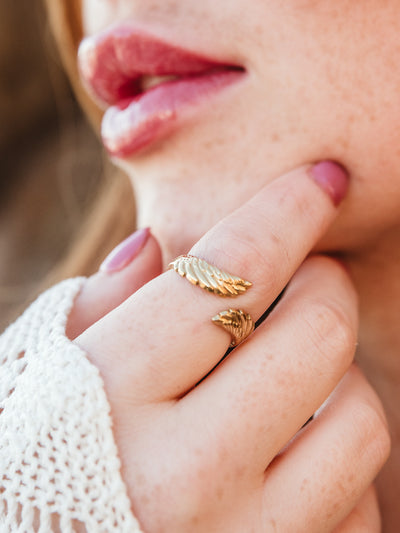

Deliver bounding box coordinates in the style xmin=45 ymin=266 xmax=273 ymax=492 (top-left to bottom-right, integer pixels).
xmin=100 ymin=227 xmax=151 ymax=273
xmin=309 ymin=161 xmax=349 ymax=206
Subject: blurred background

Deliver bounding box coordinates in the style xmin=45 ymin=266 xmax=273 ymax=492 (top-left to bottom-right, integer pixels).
xmin=0 ymin=0 xmax=105 ymax=330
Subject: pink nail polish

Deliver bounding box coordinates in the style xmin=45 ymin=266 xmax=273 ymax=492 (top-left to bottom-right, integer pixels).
xmin=100 ymin=227 xmax=151 ymax=273
xmin=309 ymin=161 xmax=349 ymax=206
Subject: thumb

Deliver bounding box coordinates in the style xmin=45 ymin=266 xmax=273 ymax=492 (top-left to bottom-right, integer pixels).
xmin=66 ymin=228 xmax=162 ymax=339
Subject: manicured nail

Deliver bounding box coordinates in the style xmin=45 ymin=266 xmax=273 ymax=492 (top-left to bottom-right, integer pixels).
xmin=309 ymin=161 xmax=349 ymax=206
xmin=100 ymin=227 xmax=150 ymax=273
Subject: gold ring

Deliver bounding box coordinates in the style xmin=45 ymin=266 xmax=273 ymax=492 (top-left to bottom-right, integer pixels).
xmin=212 ymin=309 xmax=255 ymax=347
xmin=169 ymin=255 xmax=252 ymax=297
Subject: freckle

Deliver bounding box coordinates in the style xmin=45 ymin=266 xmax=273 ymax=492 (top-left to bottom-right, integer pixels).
xmin=140 ymin=494 xmax=150 ymax=506
xmin=271 ymin=132 xmax=281 ymax=142
xmin=280 ymin=410 xmax=289 ymax=421
xmin=157 ymin=479 xmax=165 ymax=490
xmin=216 ymin=487 xmax=224 ymax=501
xmin=269 ymin=232 xmax=281 ymax=246
xmin=276 ymin=375 xmax=288 ymax=387
xmin=135 ymin=473 xmax=145 ymax=485
xmin=300 ymin=478 xmax=308 ymax=493
xmin=224 ymin=470 xmax=232 ymax=484
xmin=235 ymin=465 xmax=245 ymax=479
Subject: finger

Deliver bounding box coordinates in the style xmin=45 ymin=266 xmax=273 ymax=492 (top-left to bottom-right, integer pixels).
xmin=66 ymin=229 xmax=162 ymax=339
xmin=260 ymin=366 xmax=390 ymax=533
xmin=76 ymin=161 xmax=349 ymax=402
xmin=179 ymin=255 xmax=358 ymax=471
xmin=333 ymin=485 xmax=381 ymax=533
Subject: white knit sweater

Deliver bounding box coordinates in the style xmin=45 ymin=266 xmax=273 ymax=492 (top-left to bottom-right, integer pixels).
xmin=0 ymin=279 xmax=143 ymax=532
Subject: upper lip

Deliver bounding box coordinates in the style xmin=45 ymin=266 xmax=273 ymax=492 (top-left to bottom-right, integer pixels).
xmin=78 ymin=25 xmax=244 ymax=107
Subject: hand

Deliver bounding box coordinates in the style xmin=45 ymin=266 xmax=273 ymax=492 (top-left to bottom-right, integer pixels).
xmin=69 ymin=162 xmax=390 ymax=532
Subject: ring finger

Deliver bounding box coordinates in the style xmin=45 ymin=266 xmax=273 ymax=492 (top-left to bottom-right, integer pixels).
xmin=260 ymin=366 xmax=389 ymax=532
xmin=177 ymin=255 xmax=358 ymax=474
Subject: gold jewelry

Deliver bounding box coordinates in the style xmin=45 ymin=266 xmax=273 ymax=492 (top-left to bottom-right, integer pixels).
xmin=212 ymin=309 xmax=255 ymax=347
xmin=169 ymin=255 xmax=252 ymax=297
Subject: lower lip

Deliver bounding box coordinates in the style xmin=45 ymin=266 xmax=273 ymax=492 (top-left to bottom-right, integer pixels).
xmin=101 ymin=69 xmax=244 ymax=158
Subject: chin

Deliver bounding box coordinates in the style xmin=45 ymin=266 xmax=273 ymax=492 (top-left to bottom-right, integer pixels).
xmin=141 ymin=198 xmax=388 ymax=270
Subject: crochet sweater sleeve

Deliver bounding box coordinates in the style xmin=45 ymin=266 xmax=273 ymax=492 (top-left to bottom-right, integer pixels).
xmin=0 ymin=278 xmax=143 ymax=533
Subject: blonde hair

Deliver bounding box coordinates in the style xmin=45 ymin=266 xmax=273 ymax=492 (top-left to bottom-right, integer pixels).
xmin=43 ymin=0 xmax=136 ymax=283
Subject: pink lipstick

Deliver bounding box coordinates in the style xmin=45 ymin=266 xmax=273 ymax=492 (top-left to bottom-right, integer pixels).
xmin=78 ymin=25 xmax=245 ymax=157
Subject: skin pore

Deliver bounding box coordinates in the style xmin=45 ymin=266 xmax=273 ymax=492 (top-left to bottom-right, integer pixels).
xmin=81 ymin=0 xmax=400 ymax=529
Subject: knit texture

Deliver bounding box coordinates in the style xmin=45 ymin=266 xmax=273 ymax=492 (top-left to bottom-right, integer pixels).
xmin=0 ymin=278 xmax=143 ymax=532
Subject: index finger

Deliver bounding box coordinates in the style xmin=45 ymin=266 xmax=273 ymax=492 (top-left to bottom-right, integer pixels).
xmin=76 ymin=161 xmax=349 ymax=401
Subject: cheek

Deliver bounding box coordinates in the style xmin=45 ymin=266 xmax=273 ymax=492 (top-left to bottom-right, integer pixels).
xmin=248 ymin=2 xmax=400 ymax=241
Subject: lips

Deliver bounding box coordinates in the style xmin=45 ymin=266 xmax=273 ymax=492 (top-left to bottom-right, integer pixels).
xmin=78 ymin=25 xmax=245 ymax=157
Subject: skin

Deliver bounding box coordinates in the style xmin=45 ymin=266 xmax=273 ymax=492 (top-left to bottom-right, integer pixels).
xmin=68 ymin=0 xmax=400 ymax=530
xmin=71 ymin=171 xmax=389 ymax=532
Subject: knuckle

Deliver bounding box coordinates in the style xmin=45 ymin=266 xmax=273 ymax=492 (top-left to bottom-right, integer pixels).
xmin=302 ymin=298 xmax=356 ymax=368
xmin=207 ymin=219 xmax=279 ymax=289
xmin=137 ymin=449 xmax=210 ymax=532
xmin=352 ymin=401 xmax=391 ymax=468
xmin=355 ymin=523 xmax=380 ymax=533
xmin=272 ymin=178 xmax=322 ymax=232
xmin=354 ymin=512 xmax=381 ymax=533
xmin=337 ymin=515 xmax=380 ymax=533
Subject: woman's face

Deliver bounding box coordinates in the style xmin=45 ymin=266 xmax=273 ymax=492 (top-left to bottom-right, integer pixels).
xmin=80 ymin=1 xmax=400 ymax=261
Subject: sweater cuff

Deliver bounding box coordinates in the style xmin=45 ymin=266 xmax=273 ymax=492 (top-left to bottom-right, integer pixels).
xmin=0 ymin=278 xmax=143 ymax=532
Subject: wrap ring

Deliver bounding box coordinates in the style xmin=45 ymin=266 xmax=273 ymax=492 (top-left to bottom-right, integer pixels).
xmin=169 ymin=255 xmax=252 ymax=297
xmin=212 ymin=309 xmax=255 ymax=347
